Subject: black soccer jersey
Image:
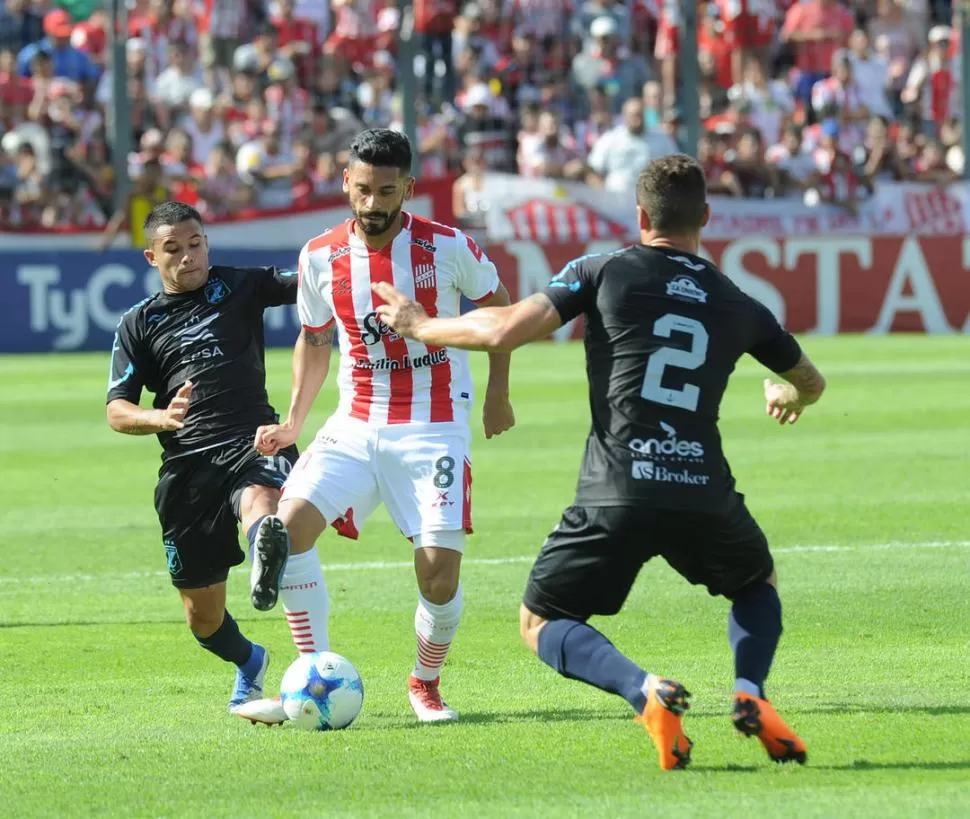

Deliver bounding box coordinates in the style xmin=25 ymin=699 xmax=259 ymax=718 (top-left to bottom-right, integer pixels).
xmin=106 ymin=265 xmax=297 ymax=458
xmin=543 ymin=245 xmax=802 ymax=511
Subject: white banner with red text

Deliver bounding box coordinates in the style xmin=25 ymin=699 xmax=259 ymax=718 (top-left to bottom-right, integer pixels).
xmin=489 ymin=236 xmax=969 ymax=336
xmin=481 ymin=175 xmax=970 ymax=242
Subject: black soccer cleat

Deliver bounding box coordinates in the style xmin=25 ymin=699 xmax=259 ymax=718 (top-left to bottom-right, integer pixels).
xmin=250 ymin=516 xmax=290 ymax=612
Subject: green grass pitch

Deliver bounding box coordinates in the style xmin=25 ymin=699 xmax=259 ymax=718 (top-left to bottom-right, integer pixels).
xmin=1 ymin=336 xmax=968 ymax=818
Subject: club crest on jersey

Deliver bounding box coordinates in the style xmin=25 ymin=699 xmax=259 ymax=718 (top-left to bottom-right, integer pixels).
xmin=204 ymin=277 xmax=231 ymax=305
xmin=666 ymin=275 xmax=708 ymax=304
xmin=414 ymin=263 xmax=436 ymax=289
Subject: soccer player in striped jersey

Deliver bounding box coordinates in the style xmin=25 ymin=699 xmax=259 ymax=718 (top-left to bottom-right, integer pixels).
xmin=243 ymin=129 xmax=515 ymax=724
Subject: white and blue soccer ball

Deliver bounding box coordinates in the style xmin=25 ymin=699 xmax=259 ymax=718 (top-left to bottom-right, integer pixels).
xmin=280 ymin=651 xmax=364 ymax=731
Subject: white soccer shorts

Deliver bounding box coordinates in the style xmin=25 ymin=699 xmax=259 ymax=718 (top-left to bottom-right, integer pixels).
xmin=281 ymin=415 xmax=472 ymax=547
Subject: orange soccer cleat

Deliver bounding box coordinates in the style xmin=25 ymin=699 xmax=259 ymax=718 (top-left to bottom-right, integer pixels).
xmin=733 ymin=692 xmax=807 ymax=764
xmin=634 ymin=677 xmax=693 ymax=770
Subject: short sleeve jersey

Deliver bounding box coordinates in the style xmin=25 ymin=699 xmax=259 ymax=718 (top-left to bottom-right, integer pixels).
xmin=297 ymin=212 xmax=500 ymax=426
xmin=543 ymin=244 xmax=802 ymax=511
xmin=106 ymin=265 xmax=297 ymax=457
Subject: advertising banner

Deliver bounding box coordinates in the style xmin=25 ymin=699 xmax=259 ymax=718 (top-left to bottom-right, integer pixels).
xmin=2 ymin=235 xmax=966 ymax=352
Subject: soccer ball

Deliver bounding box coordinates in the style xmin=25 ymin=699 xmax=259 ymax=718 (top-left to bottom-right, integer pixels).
xmin=280 ymin=651 xmax=364 ymax=731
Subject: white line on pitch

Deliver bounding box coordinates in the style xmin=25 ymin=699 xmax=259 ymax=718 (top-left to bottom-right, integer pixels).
xmin=0 ymin=540 xmax=968 ymax=588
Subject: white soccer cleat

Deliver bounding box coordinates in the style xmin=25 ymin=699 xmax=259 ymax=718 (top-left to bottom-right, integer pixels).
xmin=231 ymin=696 xmax=288 ymax=726
xmin=408 ymin=674 xmax=458 ymax=722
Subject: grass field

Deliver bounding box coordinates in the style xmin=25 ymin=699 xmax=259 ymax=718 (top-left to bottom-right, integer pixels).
xmin=1 ymin=336 xmax=969 ymax=818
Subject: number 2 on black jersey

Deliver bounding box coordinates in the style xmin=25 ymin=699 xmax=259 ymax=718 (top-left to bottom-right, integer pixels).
xmin=640 ymin=314 xmax=709 ymax=412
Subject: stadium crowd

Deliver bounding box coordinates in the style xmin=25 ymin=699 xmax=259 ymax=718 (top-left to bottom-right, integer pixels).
xmin=0 ymin=0 xmax=962 ymax=234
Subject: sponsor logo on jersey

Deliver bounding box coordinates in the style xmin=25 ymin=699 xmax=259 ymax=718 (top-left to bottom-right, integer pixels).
xmin=176 ymin=313 xmax=220 ymax=346
xmin=204 ymin=277 xmax=231 ymax=305
xmin=628 ymin=421 xmax=704 ymax=461
xmin=328 ymin=246 xmax=352 ymax=264
xmin=175 ymin=313 xmax=225 ymax=363
xmin=411 ymin=237 xmax=437 ymax=254
xmin=331 ymin=276 xmax=353 ymax=296
xmin=666 ymin=275 xmax=708 ymax=304
xmin=352 ymin=348 xmax=450 ymax=371
xmin=631 ymin=461 xmax=710 ymax=485
xmin=360 ymin=311 xmax=401 ymax=345
xmin=414 ymin=263 xmax=437 ymax=289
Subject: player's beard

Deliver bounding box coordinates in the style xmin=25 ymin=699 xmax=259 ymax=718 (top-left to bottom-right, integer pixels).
xmin=354 ymin=204 xmax=402 ymax=236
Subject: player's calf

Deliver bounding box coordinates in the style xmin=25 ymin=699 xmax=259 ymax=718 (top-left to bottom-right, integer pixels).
xmin=533 ymin=613 xmax=692 ymax=770
xmin=410 ymin=539 xmax=464 ymax=722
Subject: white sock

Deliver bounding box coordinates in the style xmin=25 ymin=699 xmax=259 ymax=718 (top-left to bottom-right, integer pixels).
xmin=413 ymin=584 xmax=463 ymax=681
xmin=640 ymin=672 xmax=657 ymax=702
xmin=280 ymin=546 xmax=330 ymax=654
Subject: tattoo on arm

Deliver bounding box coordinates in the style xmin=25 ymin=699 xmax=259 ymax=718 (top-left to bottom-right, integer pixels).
xmin=782 ymin=354 xmax=826 ymax=401
xmin=302 ymin=326 xmax=334 ymax=347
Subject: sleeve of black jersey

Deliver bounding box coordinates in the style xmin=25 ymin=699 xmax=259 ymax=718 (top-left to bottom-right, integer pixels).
xmin=106 ymin=314 xmax=149 ymax=405
xmin=255 ymin=266 xmax=299 ymax=307
xmin=747 ymin=300 xmax=803 ymax=374
xmin=541 ymin=255 xmax=600 ymax=324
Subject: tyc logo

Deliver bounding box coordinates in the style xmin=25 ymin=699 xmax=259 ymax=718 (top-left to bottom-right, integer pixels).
xmin=629 ymin=422 xmax=704 ymax=460
xmin=360 ymin=311 xmax=400 ymax=346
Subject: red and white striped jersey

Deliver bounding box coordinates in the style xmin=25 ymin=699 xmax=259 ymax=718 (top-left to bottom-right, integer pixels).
xmin=298 ymin=213 xmax=500 ymax=426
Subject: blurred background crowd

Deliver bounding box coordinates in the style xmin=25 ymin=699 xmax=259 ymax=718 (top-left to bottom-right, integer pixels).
xmin=0 ymin=0 xmax=963 ymax=236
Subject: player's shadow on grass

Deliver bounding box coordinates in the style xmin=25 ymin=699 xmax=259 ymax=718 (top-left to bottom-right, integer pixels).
xmin=812 ymin=703 xmax=970 ymax=717
xmin=454 ymin=708 xmax=630 ymax=725
xmin=817 ymin=760 xmax=970 ymax=772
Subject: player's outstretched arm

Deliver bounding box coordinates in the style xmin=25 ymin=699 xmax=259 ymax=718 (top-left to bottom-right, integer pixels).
xmin=255 ymin=325 xmax=334 ymax=456
xmin=106 ymin=381 xmax=193 ymax=435
xmin=373 ymin=283 xmax=563 ymax=353
xmin=763 ymin=354 xmax=826 ymax=425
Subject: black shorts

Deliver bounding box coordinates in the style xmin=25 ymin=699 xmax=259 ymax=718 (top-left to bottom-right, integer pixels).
xmin=154 ymin=438 xmax=299 ymax=589
xmin=523 ymin=495 xmax=774 ymax=621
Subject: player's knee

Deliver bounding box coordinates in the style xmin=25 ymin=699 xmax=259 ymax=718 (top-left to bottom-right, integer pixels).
xmin=278 ymin=498 xmax=327 ymax=554
xmin=179 ymin=585 xmax=226 ymax=637
xmin=417 ymin=568 xmax=460 ymax=605
xmin=239 ymin=484 xmax=280 ymax=528
xmin=519 ymin=604 xmax=546 ymax=655
xmin=413 ymin=534 xmax=463 ymax=604
xmin=183 ymin=600 xmax=224 ymax=638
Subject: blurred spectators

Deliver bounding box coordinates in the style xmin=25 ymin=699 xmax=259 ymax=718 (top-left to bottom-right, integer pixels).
xmin=0 ymin=0 xmax=964 ymax=236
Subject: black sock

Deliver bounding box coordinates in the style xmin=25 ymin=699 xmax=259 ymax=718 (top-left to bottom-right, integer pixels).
xmin=195 ymin=611 xmax=255 ymax=670
xmin=728 ymin=583 xmax=782 ymax=698
xmin=537 ymin=619 xmax=649 ymax=713
xmin=246 ymin=515 xmax=267 ymax=561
